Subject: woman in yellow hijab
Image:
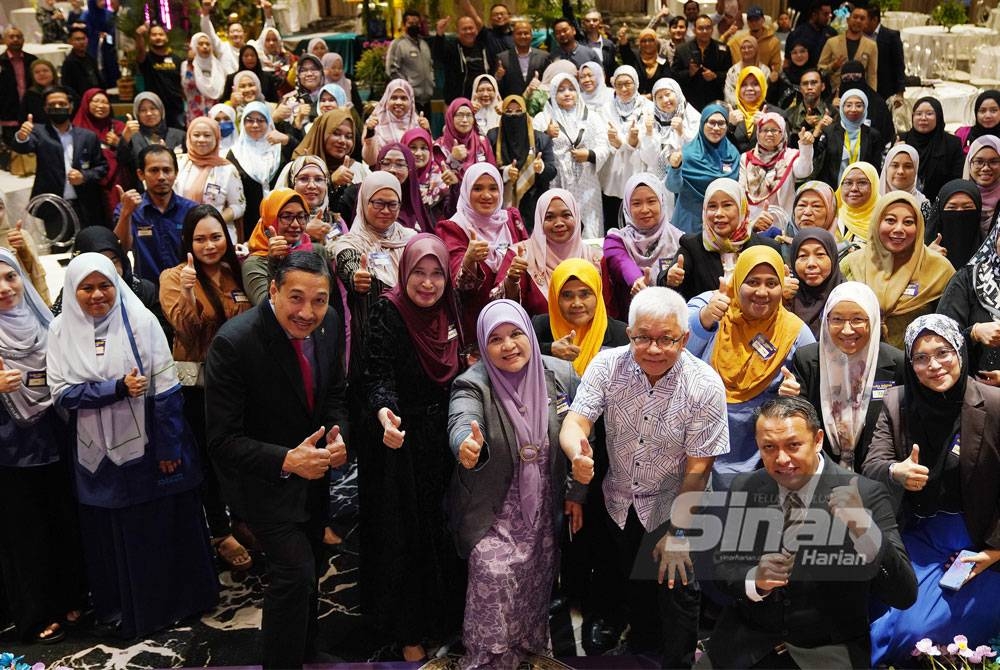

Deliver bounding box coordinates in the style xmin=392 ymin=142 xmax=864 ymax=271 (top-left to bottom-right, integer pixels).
xmin=835 ymin=161 xmax=880 ymax=244
xmin=685 ymin=245 xmax=814 ymax=481
xmin=842 ymin=192 xmax=954 ymax=347
xmin=730 ymin=66 xmax=779 ymax=153
xmin=533 ymin=258 xmax=628 ymax=375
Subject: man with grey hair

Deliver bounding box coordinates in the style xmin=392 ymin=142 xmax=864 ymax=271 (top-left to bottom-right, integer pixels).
xmin=560 ymin=286 xmax=729 ymax=667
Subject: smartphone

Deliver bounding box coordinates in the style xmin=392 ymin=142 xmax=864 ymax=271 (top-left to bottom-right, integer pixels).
xmin=939 ymin=550 xmax=977 ymax=591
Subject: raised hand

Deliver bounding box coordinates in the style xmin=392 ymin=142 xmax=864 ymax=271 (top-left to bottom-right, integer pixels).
xmin=123 ymin=113 xmax=140 ymax=142
xmin=180 ymin=252 xmax=198 ymax=294
xmin=417 ymin=111 xmax=430 ymax=131
xmin=572 ymin=438 xmax=594 ymax=484
xmin=631 ymin=266 xmax=651 ymax=296
xmin=546 ymin=120 xmax=559 ymax=139
xmin=436 ymin=15 xmax=451 ymax=34
xmin=379 ymin=407 xmax=405 ymax=449
xmin=117 ymin=185 xmax=142 ymax=219
xmin=267 ymin=225 xmax=290 ymax=260
xmin=283 ymin=426 xmax=332 ymax=479
xmin=928 ymin=232 xmax=947 ymax=257
xmin=326 ymin=424 xmax=347 ymax=468
xmin=459 ymin=420 xmax=484 ymax=469
xmin=17 ymin=114 xmax=33 ymax=141
xmin=782 ymin=263 xmax=800 ymax=302
xmin=777 ymin=366 xmax=800 ymax=397
xmin=353 ymin=253 xmax=372 ymax=294
xmin=753 ymin=203 xmax=775 ymax=232
xmin=507 ymin=159 xmax=519 ymax=182
xmin=7 ymin=221 xmax=24 ymax=251
xmin=893 ymin=444 xmax=929 ymax=491
xmin=463 ymin=229 xmax=489 ymax=269
xmin=665 ymin=254 xmax=685 ymax=288
xmin=627 ymin=119 xmax=639 ymax=147
xmin=700 ymin=276 xmax=732 ymax=328
xmin=828 ymin=476 xmax=872 ymax=533
xmin=495 ymin=59 xmax=506 ymax=80
xmin=0 ymin=357 xmax=22 ymax=393
xmin=123 ymin=367 xmax=148 ymax=398
xmin=551 ymin=329 xmax=580 ymax=362
xmin=505 ymin=244 xmax=527 ymax=282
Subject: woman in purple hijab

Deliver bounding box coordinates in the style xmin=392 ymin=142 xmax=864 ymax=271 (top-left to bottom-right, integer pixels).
xmin=447 ymin=299 xmax=586 ymax=668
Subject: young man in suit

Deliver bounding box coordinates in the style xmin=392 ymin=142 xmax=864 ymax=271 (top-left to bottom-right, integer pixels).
xmin=866 ymin=5 xmax=906 ymax=103
xmin=494 ymin=20 xmax=552 ymax=99
xmin=206 ymin=252 xmax=349 ymax=669
xmin=694 ymin=396 xmax=917 ymax=669
xmin=12 ymin=86 xmax=108 ymax=228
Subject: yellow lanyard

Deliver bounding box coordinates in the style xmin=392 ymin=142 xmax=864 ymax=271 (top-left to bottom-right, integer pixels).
xmin=844 ymin=131 xmax=860 ymax=165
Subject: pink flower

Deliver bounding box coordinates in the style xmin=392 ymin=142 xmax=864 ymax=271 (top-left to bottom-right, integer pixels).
xmin=970 ymin=645 xmax=998 ymax=664
xmin=915 ymin=638 xmax=942 ymax=656
xmin=947 ymin=634 xmax=974 ymax=657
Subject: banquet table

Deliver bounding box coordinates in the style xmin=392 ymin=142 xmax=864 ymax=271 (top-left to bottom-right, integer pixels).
xmin=901 ymin=25 xmax=1000 ymax=62
xmin=0 ymin=42 xmax=72 ymax=68
xmin=0 ymin=170 xmax=47 ymax=254
xmin=904 ymin=82 xmax=980 ymax=129
xmin=9 ymin=7 xmax=39 ymax=41
xmin=881 ymin=11 xmax=929 ymax=30
xmin=970 ymin=45 xmax=1000 ymax=86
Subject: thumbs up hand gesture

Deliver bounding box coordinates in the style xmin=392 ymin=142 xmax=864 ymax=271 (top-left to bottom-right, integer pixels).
xmin=829 ymin=476 xmax=872 ymax=534
xmin=267 ymin=225 xmax=291 ymax=260
xmin=463 ymin=229 xmax=490 ymax=270
xmin=123 ymin=366 xmax=148 ymax=397
xmin=117 ymin=185 xmax=142 ymax=219
xmin=782 ymin=264 xmax=800 ymax=302
xmin=547 ymin=119 xmax=559 ymax=139
xmin=16 ymin=114 xmax=33 ymax=142
xmin=700 ymin=276 xmax=732 ymax=328
xmin=631 ymin=267 xmax=651 ymax=296
xmin=0 ymin=357 xmax=22 ymax=394
xmin=665 ymin=254 xmax=685 ymax=288
xmin=628 ymin=119 xmax=639 ymax=147
xmin=777 ymin=366 xmax=800 ymax=397
xmin=507 ymin=159 xmax=519 ymax=183
xmin=893 ymin=444 xmax=929 ymax=491
xmin=417 ymin=111 xmax=430 ymax=131
xmin=180 ymin=252 xmax=198 ymax=293
xmin=753 ymin=203 xmax=775 ymax=232
xmin=7 ymin=220 xmax=25 ymax=251
xmin=505 ymin=244 xmax=527 ymax=282
xmin=459 ymin=420 xmax=485 ymax=469
xmin=572 ymin=438 xmax=595 ymax=484
xmin=928 ymin=232 xmax=947 ymax=258
xmin=353 ymin=253 xmax=372 ymax=294
xmin=551 ymin=329 xmax=581 ymax=362
xmin=378 ymin=407 xmax=406 ymax=449
xmin=123 ymin=113 xmax=140 ymax=142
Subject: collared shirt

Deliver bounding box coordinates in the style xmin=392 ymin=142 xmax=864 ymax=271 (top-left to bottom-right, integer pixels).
xmin=551 ymin=42 xmax=601 ymax=69
xmin=119 ymin=192 xmax=197 ymax=283
xmin=57 ymin=127 xmax=76 ymax=201
xmin=571 ymin=345 xmax=729 ymax=531
xmin=8 ymin=51 xmax=27 ymax=99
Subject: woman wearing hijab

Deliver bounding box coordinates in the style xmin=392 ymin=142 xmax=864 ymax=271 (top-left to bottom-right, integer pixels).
xmin=864 ymin=314 xmax=1000 ymax=667
xmin=221 ymin=45 xmax=279 ymax=103
xmin=159 ymin=204 xmax=252 ymax=574
xmin=242 ymin=188 xmax=326 ymax=305
xmin=577 ymin=62 xmax=613 ymax=114
xmin=842 ymin=192 xmax=954 ymax=347
xmin=879 ymin=144 xmax=930 ymax=221
xmin=962 ymin=136 xmax=1000 ymax=238
xmin=661 ymin=178 xmax=779 ymax=300
xmin=834 ymin=161 xmax=879 ymax=245
xmin=331 ymin=143 xmax=433 ymax=233
xmin=768 ymin=39 xmax=814 ymax=109
xmin=686 ymin=245 xmax=815 ymax=485
xmin=438 ymin=163 xmax=531 ymax=341
xmin=637 ymin=78 xmax=699 ymax=180
xmin=255 ymin=25 xmax=295 ymax=94
xmin=47 ymin=253 xmax=218 ymax=638
xmin=813 ymin=89 xmax=883 ymax=188
xmin=782 ymin=281 xmax=904 ymax=470
xmin=601 ymin=66 xmax=652 ymax=233
xmin=471 ymin=74 xmax=501 ymax=135
xmin=362 ymin=79 xmax=428 ymax=166
xmin=0 ymin=197 xmax=50 ymax=305
xmin=727 ymin=66 xmax=782 ymax=154
xmin=617 ymin=28 xmax=671 ymax=94
xmin=286 ymin=54 xmax=327 ymax=127
xmin=531 ymin=73 xmax=609 ymax=240
xmin=437 ymin=97 xmax=497 ymax=180
xmin=526 ymin=60 xmax=577 ymax=117
xmin=403 ymin=126 xmax=459 ymax=223
xmin=330 ymin=172 xmax=416 ymax=372
xmin=740 ymin=112 xmax=814 ymax=233
xmin=487 ymin=95 xmax=557 ymax=227
xmin=785 ymin=228 xmax=844 ymax=337
xmin=604 ymin=173 xmax=683 ymax=318
xmin=448 ymin=299 xmax=584 ymax=668
xmin=210 ymin=103 xmax=238 ymax=158
xmin=227 ymin=101 xmax=287 ymax=242
xmin=360 ymin=234 xmax=468 ymax=663
xmin=666 ymin=103 xmax=741 ymax=234
xmin=314 ymin=82 xmax=347 ymax=118
xmin=522 ymin=189 xmax=596 ymax=316
xmin=295 ymin=109 xmax=370 ymax=217
xmin=182 ymin=32 xmax=226 ymax=124
xmin=0 ymin=249 xmax=87 ymax=645
xmin=956 ymin=90 xmax=1000 ymax=154
xmin=924 ymin=179 xmax=983 ymax=270
xmin=72 ymin=88 xmax=124 ymax=219
xmin=837 ymin=60 xmax=893 ymax=149
xmin=174 ymin=117 xmax=246 ymax=243
xmin=899 ymin=97 xmax=964 ymax=204
xmin=322 ymin=52 xmax=364 ymax=112
xmin=274 ymin=155 xmax=348 ymax=245
xmin=227 ymin=70 xmax=267 ymax=119
xmin=117 ymin=92 xmax=186 ymax=191
xmin=724 ymin=36 xmax=771 ymax=108
xmin=785 ymin=180 xmax=839 ymax=242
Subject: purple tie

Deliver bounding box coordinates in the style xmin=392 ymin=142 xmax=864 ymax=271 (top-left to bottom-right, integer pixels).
xmin=290 ymin=339 xmax=314 ymax=412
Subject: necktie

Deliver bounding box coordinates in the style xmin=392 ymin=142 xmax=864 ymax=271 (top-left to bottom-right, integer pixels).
xmin=782 ymin=492 xmax=807 ymax=556
xmin=290 ymin=339 xmax=314 ymax=412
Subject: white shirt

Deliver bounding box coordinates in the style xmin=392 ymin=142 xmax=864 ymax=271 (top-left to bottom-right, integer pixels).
xmin=58 ymin=127 xmax=77 ymax=201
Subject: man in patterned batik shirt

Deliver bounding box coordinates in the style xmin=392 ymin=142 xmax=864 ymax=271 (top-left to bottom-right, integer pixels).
xmin=561 ymin=287 xmax=729 ymax=669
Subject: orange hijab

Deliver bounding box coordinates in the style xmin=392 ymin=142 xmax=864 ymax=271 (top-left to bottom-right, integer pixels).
xmin=247 ymin=188 xmax=314 ymax=257
xmin=182 ymin=117 xmax=229 ymax=202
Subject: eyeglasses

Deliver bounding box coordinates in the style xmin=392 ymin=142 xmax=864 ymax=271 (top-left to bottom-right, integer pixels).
xmin=828 ymin=316 xmax=869 ymax=329
xmin=369 ymin=198 xmax=400 ymax=212
xmin=705 ymin=119 xmax=728 ymax=128
xmin=294 ymin=175 xmax=327 ymax=186
xmin=841 ymin=179 xmax=870 ymax=190
xmin=278 ymin=212 xmax=309 ymax=225
xmin=243 ymin=116 xmax=267 ymax=126
xmin=614 ymin=80 xmax=636 ymax=89
xmin=630 ymin=334 xmax=684 ymax=349
xmin=911 ymin=347 xmax=957 ymax=368
xmin=453 ymin=112 xmax=475 ymax=120
xmin=971 ymin=158 xmax=1000 ymax=169
xmin=380 ymin=159 xmax=408 ymax=170
xmin=758 ymin=127 xmax=782 ymax=135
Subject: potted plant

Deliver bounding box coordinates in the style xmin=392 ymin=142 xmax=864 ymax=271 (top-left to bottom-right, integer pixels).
xmin=354 ymin=39 xmax=390 ymax=101
xmin=932 ymin=0 xmax=968 ymax=31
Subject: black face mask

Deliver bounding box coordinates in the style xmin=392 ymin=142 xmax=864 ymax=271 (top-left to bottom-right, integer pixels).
xmin=406 ymin=24 xmax=421 ymax=38
xmin=46 ymin=107 xmax=71 ymax=124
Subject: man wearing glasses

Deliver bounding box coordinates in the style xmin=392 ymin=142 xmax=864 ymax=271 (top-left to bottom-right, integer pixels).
xmin=560 ymin=286 xmax=729 ymax=668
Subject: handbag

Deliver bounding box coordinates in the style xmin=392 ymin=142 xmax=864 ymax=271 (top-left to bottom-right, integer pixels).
xmin=175 ymin=361 xmax=205 ymax=388
xmin=9 ymin=152 xmax=36 ymax=177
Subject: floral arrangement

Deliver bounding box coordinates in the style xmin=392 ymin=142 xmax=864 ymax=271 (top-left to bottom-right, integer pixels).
xmin=355 ymin=40 xmax=391 ymax=95
xmin=0 ymin=652 xmax=68 ymax=670
xmin=912 ymin=636 xmax=999 ymax=669
xmin=830 ymin=4 xmax=850 ymax=35
xmin=931 ymin=0 xmax=968 ymax=31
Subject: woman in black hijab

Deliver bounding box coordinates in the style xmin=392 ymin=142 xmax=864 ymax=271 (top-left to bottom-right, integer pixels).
xmin=786 ymin=227 xmax=844 ymax=338
xmin=924 ymin=179 xmax=983 ymax=269
xmin=900 ymin=96 xmax=965 ymax=203
xmin=957 ymin=90 xmax=1000 ymax=154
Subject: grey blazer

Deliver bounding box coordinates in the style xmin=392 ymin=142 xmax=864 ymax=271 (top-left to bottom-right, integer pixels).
xmin=446 ymin=355 xmax=585 ymax=558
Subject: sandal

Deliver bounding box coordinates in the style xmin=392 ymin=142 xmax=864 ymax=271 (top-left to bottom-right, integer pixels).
xmin=212 ymin=535 xmax=253 ymax=572
xmin=36 ymin=621 xmax=65 ymax=644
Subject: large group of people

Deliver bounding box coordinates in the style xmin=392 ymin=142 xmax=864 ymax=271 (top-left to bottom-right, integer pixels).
xmin=2 ymin=0 xmax=1000 ymax=668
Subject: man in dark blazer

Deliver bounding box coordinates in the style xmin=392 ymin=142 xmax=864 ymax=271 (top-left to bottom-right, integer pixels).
xmin=11 ymin=86 xmax=108 ymax=228
xmin=866 ymin=6 xmax=906 ymax=102
xmin=206 ymin=252 xmax=349 ymax=670
xmin=0 ymin=27 xmax=37 ymax=147
xmin=672 ymin=15 xmax=733 ymax=111
xmin=495 ymin=19 xmax=552 ymax=99
xmin=695 ymin=397 xmax=916 ymax=669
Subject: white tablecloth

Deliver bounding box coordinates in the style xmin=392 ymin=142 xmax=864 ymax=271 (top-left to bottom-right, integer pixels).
xmin=901 ymin=25 xmax=1000 ymax=63
xmin=10 ymin=7 xmax=39 ymax=41
xmin=904 ymin=83 xmax=980 ymax=129
xmin=971 ymin=45 xmax=1000 ymax=84
xmin=0 ymin=170 xmax=46 ymax=253
xmin=0 ymin=43 xmax=72 ymax=68
xmin=881 ymin=11 xmax=929 ymax=30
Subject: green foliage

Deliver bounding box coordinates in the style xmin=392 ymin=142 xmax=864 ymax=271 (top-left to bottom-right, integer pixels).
xmin=931 ymin=0 xmax=967 ymax=29
xmin=114 ymin=0 xmax=195 ymax=59
xmin=355 ymin=40 xmax=390 ymax=90
xmin=869 ymin=0 xmax=902 ymax=13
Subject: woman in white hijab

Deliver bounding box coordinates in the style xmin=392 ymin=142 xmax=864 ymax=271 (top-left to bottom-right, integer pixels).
xmin=638 ymin=77 xmax=699 ymax=179
xmin=601 ymin=65 xmax=654 ymax=234
xmin=577 ymin=61 xmax=613 ymax=116
xmin=46 ymin=252 xmax=217 ymax=639
xmin=182 ymin=32 xmax=226 ymax=124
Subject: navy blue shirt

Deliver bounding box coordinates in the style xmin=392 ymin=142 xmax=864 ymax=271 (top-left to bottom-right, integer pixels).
xmin=116 ymin=192 xmax=197 ymax=284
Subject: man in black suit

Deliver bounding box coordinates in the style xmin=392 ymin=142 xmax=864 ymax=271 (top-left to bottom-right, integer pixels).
xmin=0 ymin=27 xmax=37 ymax=147
xmin=866 ymin=5 xmax=906 ymax=102
xmin=206 ymin=252 xmax=349 ymax=669
xmin=60 ymin=26 xmax=102 ymax=99
xmin=11 ymin=86 xmax=108 ymax=228
xmin=494 ymin=19 xmax=552 ymax=99
xmin=672 ymin=15 xmax=733 ymax=111
xmin=691 ymin=397 xmax=916 ymax=669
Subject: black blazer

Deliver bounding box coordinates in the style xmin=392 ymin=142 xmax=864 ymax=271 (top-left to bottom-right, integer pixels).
xmin=658 ymin=231 xmax=780 ymax=300
xmin=494 ymin=48 xmax=552 ymax=99
xmin=938 ymin=265 xmax=1000 ymax=374
xmin=812 ymin=123 xmax=884 ymax=188
xmin=11 ymin=123 xmax=108 ymax=225
xmin=862 ymin=380 xmax=1000 ymax=551
xmin=0 ymin=52 xmax=36 ymax=123
xmin=791 ymin=341 xmax=905 ymax=470
xmin=205 ymin=301 xmax=350 ymax=525
xmin=874 ymin=25 xmax=905 ymax=100
xmin=704 ymin=461 xmax=917 ymax=668
xmin=671 ymin=39 xmax=732 ymax=111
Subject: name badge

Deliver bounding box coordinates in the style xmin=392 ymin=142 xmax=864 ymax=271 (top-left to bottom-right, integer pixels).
xmin=555 ymin=392 xmax=570 ymax=417
xmin=447 ymin=323 xmax=459 ymax=341
xmin=659 ymin=256 xmax=675 ymax=274
xmin=903 ymin=282 xmax=919 ymax=297
xmin=409 ymin=50 xmax=418 ymax=58
xmin=368 ymin=250 xmax=391 ymax=269
xmin=95 ymin=339 xmax=106 ymax=356
xmin=231 ymin=290 xmax=249 ymax=303
xmin=137 ymin=226 xmax=154 ymax=238
xmin=722 ymin=163 xmax=733 ymax=174
xmin=81 ymin=161 xmax=90 ymax=169
xmin=871 ymin=380 xmax=893 ymax=400
xmin=25 ymin=370 xmax=47 ymax=388
xmin=205 ymin=182 xmax=222 ymax=197
xmin=495 ymin=242 xmax=510 ymax=257
xmin=951 ymin=432 xmax=961 ymax=456
xmin=750 ymin=333 xmax=777 ymax=360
